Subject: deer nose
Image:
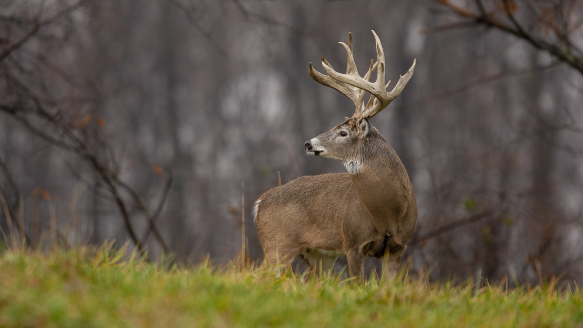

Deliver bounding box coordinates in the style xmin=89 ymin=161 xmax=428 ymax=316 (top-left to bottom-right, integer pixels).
xmin=304 ymin=141 xmax=313 ymax=151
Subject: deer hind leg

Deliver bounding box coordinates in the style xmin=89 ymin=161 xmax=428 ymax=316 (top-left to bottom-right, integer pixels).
xmin=346 ymin=247 xmax=365 ymax=283
xmin=264 ymin=244 xmax=301 ymax=278
xmin=299 ymin=249 xmax=339 ymax=276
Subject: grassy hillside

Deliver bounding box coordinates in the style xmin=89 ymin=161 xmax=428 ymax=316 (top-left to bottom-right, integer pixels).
xmin=0 ymin=244 xmax=581 ymax=327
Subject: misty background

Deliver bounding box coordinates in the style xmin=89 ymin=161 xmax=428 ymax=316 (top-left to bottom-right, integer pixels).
xmin=2 ymin=0 xmax=583 ymax=285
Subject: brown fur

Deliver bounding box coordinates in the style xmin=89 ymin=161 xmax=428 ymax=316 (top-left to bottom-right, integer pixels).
xmin=255 ymin=121 xmax=417 ymax=281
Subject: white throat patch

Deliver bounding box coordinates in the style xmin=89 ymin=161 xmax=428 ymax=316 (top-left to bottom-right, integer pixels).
xmin=344 ymin=160 xmax=363 ymax=175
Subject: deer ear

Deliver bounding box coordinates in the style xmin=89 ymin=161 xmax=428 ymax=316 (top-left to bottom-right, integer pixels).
xmin=359 ymin=119 xmax=370 ymax=138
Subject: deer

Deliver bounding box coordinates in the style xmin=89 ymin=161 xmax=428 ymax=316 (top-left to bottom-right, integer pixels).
xmin=254 ymin=31 xmax=417 ymax=282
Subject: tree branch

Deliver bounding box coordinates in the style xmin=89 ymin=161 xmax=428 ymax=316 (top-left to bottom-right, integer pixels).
xmin=0 ymin=23 xmax=40 ymax=64
xmin=0 ymin=0 xmax=89 ymax=64
xmin=433 ymin=0 xmax=583 ymax=75
xmin=141 ymin=169 xmax=173 ymax=244
xmin=169 ymin=0 xmax=227 ymax=56
xmin=114 ymin=176 xmax=170 ymax=253
xmin=409 ymin=211 xmax=491 ymax=247
xmin=230 ymin=0 xmax=316 ymax=37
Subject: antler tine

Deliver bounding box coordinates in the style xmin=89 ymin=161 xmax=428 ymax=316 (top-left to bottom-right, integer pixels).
xmin=388 ymin=59 xmax=416 ymax=99
xmin=308 ymin=33 xmax=362 ymax=109
xmin=372 ymin=30 xmax=386 ymax=106
xmin=354 ymin=59 xmax=377 ymax=116
xmin=309 ymin=62 xmax=360 ymax=105
xmin=338 ymin=41 xmax=359 ymax=78
xmin=361 ymin=58 xmax=416 ymax=119
xmin=346 ymin=32 xmax=355 ymax=75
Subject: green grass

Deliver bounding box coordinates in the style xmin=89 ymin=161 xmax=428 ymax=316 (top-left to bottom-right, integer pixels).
xmin=0 ymin=244 xmax=581 ymax=327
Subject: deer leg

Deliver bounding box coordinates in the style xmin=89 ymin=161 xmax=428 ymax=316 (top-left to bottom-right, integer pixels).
xmin=346 ymin=248 xmax=365 ymax=283
xmin=382 ymin=239 xmax=405 ymax=281
xmin=264 ymin=244 xmax=300 ymax=278
xmin=381 ymin=253 xmax=402 ymax=281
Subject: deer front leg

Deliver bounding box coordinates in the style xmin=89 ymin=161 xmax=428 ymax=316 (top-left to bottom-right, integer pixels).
xmin=346 ymin=248 xmax=365 ymax=283
xmin=382 ymin=242 xmax=405 ymax=282
xmin=381 ymin=253 xmax=401 ymax=281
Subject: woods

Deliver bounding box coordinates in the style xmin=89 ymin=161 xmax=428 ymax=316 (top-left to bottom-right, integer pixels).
xmin=1 ymin=0 xmax=583 ymax=285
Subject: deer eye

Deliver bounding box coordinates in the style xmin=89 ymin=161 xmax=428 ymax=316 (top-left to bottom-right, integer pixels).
xmin=339 ymin=131 xmax=347 ymax=137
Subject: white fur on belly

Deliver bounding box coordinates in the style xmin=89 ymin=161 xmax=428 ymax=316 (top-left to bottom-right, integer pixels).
xmin=301 ymin=248 xmax=346 ymax=257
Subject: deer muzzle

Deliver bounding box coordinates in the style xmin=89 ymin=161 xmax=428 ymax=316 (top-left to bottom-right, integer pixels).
xmin=305 ymin=139 xmax=324 ymax=156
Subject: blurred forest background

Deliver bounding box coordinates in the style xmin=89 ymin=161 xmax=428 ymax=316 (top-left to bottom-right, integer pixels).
xmin=2 ymin=0 xmax=583 ymax=285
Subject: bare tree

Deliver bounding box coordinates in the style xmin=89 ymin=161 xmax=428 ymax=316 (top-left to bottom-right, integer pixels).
xmin=0 ymin=1 xmax=170 ymax=256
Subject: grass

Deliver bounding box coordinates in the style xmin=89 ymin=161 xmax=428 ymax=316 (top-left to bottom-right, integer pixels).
xmin=0 ymin=243 xmax=581 ymax=327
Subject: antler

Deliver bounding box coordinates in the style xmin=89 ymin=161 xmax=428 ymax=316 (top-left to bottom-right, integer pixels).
xmin=308 ymin=30 xmax=416 ymax=120
xmin=309 ymin=33 xmax=363 ymax=111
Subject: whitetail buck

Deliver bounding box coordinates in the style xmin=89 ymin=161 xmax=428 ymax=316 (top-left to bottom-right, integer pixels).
xmin=254 ymin=31 xmax=417 ymax=282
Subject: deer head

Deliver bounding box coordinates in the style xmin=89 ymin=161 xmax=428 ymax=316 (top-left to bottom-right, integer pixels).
xmin=304 ymin=31 xmax=416 ymax=172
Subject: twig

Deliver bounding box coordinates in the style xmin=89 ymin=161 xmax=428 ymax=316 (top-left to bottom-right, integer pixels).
xmin=231 ymin=0 xmax=316 ymax=37
xmin=0 ymin=157 xmax=19 ymax=206
xmin=409 ymin=211 xmax=491 ymax=247
xmin=141 ymin=170 xmax=174 ymax=245
xmin=0 ymin=106 xmax=79 ymax=152
xmin=102 ymin=176 xmax=145 ymax=253
xmin=169 ymin=0 xmax=227 ymax=56
xmin=241 ymin=181 xmax=245 ymax=268
xmin=152 ymin=169 xmax=174 ymax=222
xmin=0 ymin=0 xmax=89 ymax=63
xmin=114 ymin=177 xmax=170 ymax=252
xmin=0 ymin=23 xmax=40 ymax=63
xmin=432 ymin=0 xmax=583 ymax=75
xmin=412 ymin=61 xmax=560 ymax=106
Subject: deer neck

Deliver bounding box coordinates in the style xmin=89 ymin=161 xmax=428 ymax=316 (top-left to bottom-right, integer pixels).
xmin=346 ymin=136 xmax=409 ymax=236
